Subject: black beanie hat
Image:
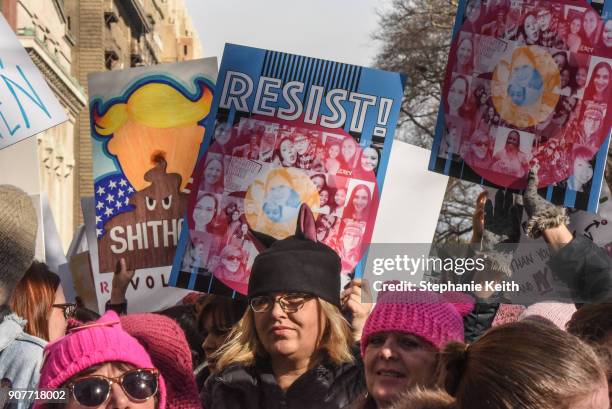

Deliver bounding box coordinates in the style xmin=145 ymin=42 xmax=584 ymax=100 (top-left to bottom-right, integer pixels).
xmin=247 ymin=204 xmax=342 ymax=307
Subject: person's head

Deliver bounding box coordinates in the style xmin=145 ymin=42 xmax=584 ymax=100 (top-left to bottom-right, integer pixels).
xmin=327 ymin=143 xmax=340 ymax=159
xmin=571 ymin=16 xmax=582 ymax=34
xmin=582 ymin=106 xmax=604 ymax=137
xmin=521 ymin=11 xmax=539 ymax=42
xmin=436 ymin=320 xmax=609 ymax=409
xmin=465 ymin=0 xmax=481 ymax=24
xmin=36 ymin=311 xmax=166 ymax=409
xmin=603 ymin=19 xmax=612 ymax=47
xmin=340 ymin=223 xmax=363 ymax=253
xmin=507 ymin=83 xmax=526 ymax=105
xmin=341 ymin=137 xmax=357 ymax=163
xmin=203 ymin=157 xmax=223 ymax=188
xmin=10 ymin=261 xmax=68 ymax=342
xmin=197 ymin=295 xmax=247 ymax=372
xmin=240 ymin=222 xmax=248 ymax=235
xmin=0 ymin=185 xmax=38 ymax=305
xmin=360 ymin=147 xmax=380 ymax=173
xmin=552 ymin=52 xmax=567 ymax=71
xmin=469 ymin=129 xmax=490 ymax=160
xmin=214 ymin=205 xmax=353 ymax=371
xmin=505 ymin=130 xmax=521 ymax=152
xmin=447 ymin=76 xmax=469 ymax=115
xmin=584 ymin=10 xmax=599 ymax=38
xmin=214 ymin=122 xmax=232 ymax=145
xmin=537 ymin=7 xmax=552 ymax=31
xmin=560 ymin=68 xmax=571 ymax=88
xmin=319 ymin=188 xmax=330 ymax=207
xmin=456 ymin=37 xmax=473 ymax=69
xmin=347 ymin=184 xmax=372 ymax=218
xmin=294 ymin=133 xmax=310 ymax=155
xmin=264 ymin=168 xmax=296 ymax=205
xmin=588 ymin=62 xmax=612 ymax=98
xmin=193 ymin=192 xmax=218 ymax=231
xmin=311 ymin=174 xmax=326 ymax=193
xmin=218 ymin=244 xmax=245 ymax=275
xmin=567 ymin=304 xmax=612 ymax=404
xmin=157 ymin=304 xmax=204 ymax=369
xmin=231 ymin=209 xmax=240 ymax=222
xmin=576 ymin=66 xmax=588 ymax=88
xmin=334 ymin=188 xmax=347 ymax=207
xmin=571 ymin=147 xmax=595 ymax=187
xmin=361 ymin=291 xmax=473 ymax=408
xmin=278 ymin=137 xmax=296 ymax=165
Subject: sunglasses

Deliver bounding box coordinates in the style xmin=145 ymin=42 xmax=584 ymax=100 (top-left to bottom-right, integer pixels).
xmin=250 ymin=293 xmax=314 ymax=313
xmin=53 ymin=303 xmax=77 ymax=319
xmin=223 ymin=255 xmax=241 ymax=261
xmin=66 ymin=368 xmax=159 ymax=407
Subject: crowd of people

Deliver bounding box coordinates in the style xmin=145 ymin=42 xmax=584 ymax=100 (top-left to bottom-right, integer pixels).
xmin=1 ymin=161 xmax=611 ymax=409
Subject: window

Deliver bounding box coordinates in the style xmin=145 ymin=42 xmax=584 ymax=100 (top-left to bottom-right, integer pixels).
xmin=183 ymin=45 xmax=188 ymax=56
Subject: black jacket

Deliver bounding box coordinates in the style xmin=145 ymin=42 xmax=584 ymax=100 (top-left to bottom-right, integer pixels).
xmin=203 ymin=350 xmax=365 ymax=409
xmin=548 ymin=235 xmax=612 ymax=303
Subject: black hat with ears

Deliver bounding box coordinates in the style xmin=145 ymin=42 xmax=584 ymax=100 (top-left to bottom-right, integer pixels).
xmin=247 ymin=204 xmax=342 ymax=307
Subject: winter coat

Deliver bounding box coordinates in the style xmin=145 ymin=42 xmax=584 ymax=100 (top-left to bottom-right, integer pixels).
xmin=548 ymin=235 xmax=612 ymax=303
xmin=203 ymin=349 xmax=365 ymax=409
xmin=0 ymin=308 xmax=46 ymax=409
xmin=463 ymin=302 xmax=500 ymax=342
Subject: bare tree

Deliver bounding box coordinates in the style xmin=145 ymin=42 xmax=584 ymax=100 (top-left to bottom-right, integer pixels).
xmin=373 ymin=0 xmax=480 ymax=243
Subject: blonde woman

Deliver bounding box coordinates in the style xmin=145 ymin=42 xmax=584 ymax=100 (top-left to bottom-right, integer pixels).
xmin=203 ymin=205 xmax=371 ymax=409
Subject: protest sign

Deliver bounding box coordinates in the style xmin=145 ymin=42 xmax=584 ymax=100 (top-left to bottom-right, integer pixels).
xmin=430 ymin=0 xmax=612 ymax=213
xmin=170 ymin=44 xmax=405 ymax=295
xmin=0 ymin=13 xmax=67 ymax=149
xmin=89 ymin=58 xmax=217 ymax=273
xmin=82 ymin=197 xmax=192 ymax=313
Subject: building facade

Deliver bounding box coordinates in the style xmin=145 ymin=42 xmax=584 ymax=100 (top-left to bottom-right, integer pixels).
xmin=1 ymin=0 xmax=202 ymax=250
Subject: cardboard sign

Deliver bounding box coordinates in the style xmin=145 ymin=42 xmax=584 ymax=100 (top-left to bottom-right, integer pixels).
xmin=88 ymin=58 xmax=217 ymax=273
xmin=170 ymin=44 xmax=406 ymax=295
xmin=430 ymin=0 xmax=612 ymax=213
xmin=0 ymin=14 xmax=68 ymax=149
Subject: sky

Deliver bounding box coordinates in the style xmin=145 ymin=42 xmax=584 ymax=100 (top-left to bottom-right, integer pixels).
xmin=184 ymin=0 xmax=389 ymax=68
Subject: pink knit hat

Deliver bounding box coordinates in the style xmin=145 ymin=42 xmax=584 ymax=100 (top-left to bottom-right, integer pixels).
xmin=361 ymin=290 xmax=474 ymax=356
xmin=519 ymin=302 xmax=577 ymax=331
xmin=121 ymin=313 xmax=202 ymax=409
xmin=36 ymin=311 xmax=167 ymax=409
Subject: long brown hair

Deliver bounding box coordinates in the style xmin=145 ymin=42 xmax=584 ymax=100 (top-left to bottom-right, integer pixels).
xmin=435 ymin=320 xmax=606 ymax=409
xmin=10 ymin=261 xmax=59 ymax=340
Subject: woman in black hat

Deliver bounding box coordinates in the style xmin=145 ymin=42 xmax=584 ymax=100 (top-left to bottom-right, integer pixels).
xmin=203 ymin=205 xmax=370 ymax=409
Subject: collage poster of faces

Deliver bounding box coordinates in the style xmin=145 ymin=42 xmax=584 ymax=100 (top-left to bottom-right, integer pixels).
xmin=178 ymin=116 xmax=381 ymax=294
xmin=432 ymin=0 xmax=612 ymax=212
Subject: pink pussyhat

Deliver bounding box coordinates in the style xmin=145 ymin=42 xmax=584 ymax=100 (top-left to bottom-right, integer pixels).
xmin=35 ymin=311 xmax=167 ymax=409
xmin=361 ymin=289 xmax=474 ymax=356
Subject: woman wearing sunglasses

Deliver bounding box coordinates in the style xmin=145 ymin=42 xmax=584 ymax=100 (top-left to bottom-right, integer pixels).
xmin=35 ymin=310 xmax=167 ymax=409
xmin=203 ymin=204 xmax=371 ymax=409
xmin=10 ymin=261 xmax=74 ymax=342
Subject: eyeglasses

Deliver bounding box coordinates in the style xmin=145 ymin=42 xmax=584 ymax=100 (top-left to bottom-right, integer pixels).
xmin=223 ymin=255 xmax=241 ymax=261
xmin=53 ymin=303 xmax=77 ymax=319
xmin=66 ymin=368 xmax=159 ymax=407
xmin=249 ymin=293 xmax=314 ymax=313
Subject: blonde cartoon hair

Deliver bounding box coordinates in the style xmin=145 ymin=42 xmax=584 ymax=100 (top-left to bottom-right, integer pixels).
xmin=94 ymin=82 xmax=212 ymax=135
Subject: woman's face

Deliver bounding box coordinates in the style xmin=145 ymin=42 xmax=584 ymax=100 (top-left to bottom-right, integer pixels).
xmin=194 ymin=195 xmax=216 ymax=229
xmin=65 ymin=363 xmax=156 ymax=409
xmin=294 ymin=134 xmax=310 ymax=155
xmin=554 ymin=54 xmax=567 ymax=70
xmin=506 ymin=131 xmax=520 ymax=151
xmin=280 ymin=140 xmax=296 ymax=164
xmin=202 ymin=314 xmax=229 ymax=370
xmin=48 ymin=284 xmax=67 ymax=342
xmin=352 ymin=188 xmax=369 ymax=213
xmin=311 ymin=176 xmax=325 ymax=192
xmin=584 ymin=11 xmax=598 ymax=36
xmin=319 ymin=190 xmax=329 ymax=207
xmin=335 ymin=189 xmax=346 ymax=207
xmin=241 ymin=223 xmax=248 ymax=234
xmin=448 ymin=77 xmax=468 ymax=114
xmin=573 ymin=157 xmax=594 ymax=185
xmin=231 ymin=210 xmax=240 ymax=221
xmin=583 ymin=112 xmax=602 ymax=136
xmin=254 ymin=295 xmax=324 ymax=362
xmin=341 ymin=139 xmax=357 ymax=162
xmin=571 ymin=17 xmax=582 ymax=35
xmin=561 ymin=69 xmax=570 ymax=88
xmin=576 ymin=67 xmax=588 ymax=88
xmin=457 ymin=38 xmax=473 ymax=67
xmin=342 ymin=229 xmax=361 ymax=252
xmin=328 ymin=144 xmax=340 ymax=159
xmin=466 ymin=0 xmax=481 ymax=23
xmin=361 ymin=147 xmax=379 ymax=172
xmin=604 ymin=20 xmax=612 ymax=47
xmin=594 ymin=66 xmax=611 ymax=95
xmin=364 ymin=332 xmax=437 ymax=408
xmin=537 ymin=10 xmax=552 ymax=31
xmin=221 ymin=248 xmax=242 ymax=273
xmin=471 ymin=133 xmax=489 ymax=159
xmin=215 ymin=123 xmax=232 ymax=145
xmin=205 ymin=159 xmax=222 ymax=187
xmin=525 ymin=15 xmax=539 ymax=41
xmin=268 ymin=176 xmax=292 ymax=204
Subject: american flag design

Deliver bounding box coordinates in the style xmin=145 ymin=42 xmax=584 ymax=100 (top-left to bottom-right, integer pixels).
xmin=94 ymin=174 xmax=136 ymax=239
